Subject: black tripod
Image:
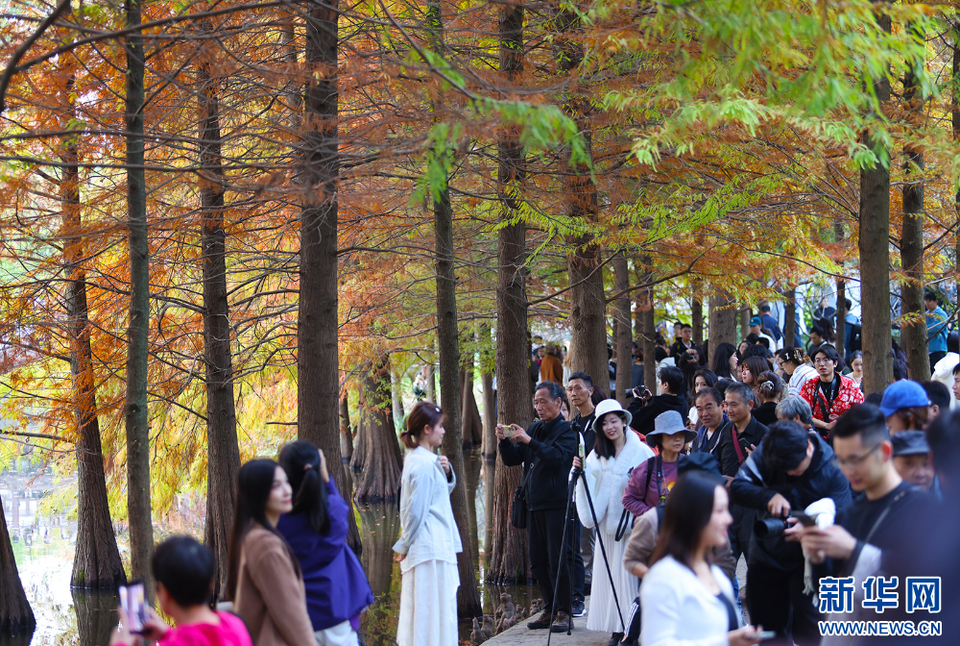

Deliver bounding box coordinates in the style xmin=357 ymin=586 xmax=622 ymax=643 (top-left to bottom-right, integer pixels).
xmin=545 ymin=466 xmax=626 ymax=644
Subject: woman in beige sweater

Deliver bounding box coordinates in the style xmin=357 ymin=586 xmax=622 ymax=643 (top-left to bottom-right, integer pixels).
xmin=227 ymin=459 xmax=316 ymax=646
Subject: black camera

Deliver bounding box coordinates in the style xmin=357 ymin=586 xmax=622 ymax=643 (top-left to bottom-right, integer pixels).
xmin=754 ymin=511 xmax=816 ymax=539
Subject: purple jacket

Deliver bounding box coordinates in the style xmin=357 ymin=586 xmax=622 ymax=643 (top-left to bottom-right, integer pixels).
xmin=277 ymin=479 xmax=373 ymax=631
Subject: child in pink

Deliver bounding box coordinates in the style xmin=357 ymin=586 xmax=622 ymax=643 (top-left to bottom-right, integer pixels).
xmin=110 ymin=536 xmax=253 ymax=646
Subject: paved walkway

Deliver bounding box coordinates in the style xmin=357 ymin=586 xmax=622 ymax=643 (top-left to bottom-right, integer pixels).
xmin=484 ymin=597 xmax=611 ymax=646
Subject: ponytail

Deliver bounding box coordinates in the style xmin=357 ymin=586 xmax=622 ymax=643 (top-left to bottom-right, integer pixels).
xmin=279 ymin=441 xmax=330 ymax=536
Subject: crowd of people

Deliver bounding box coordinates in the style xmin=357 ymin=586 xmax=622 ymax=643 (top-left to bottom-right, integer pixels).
xmin=506 ymin=298 xmax=958 ymax=646
xmin=108 ymin=297 xmax=959 ymax=646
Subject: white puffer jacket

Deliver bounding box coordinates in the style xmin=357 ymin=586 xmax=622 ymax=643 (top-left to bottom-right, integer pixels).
xmin=575 ymin=430 xmax=653 ymax=535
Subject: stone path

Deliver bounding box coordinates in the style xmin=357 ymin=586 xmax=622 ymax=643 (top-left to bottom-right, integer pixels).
xmin=484 ymin=596 xmax=612 ymax=646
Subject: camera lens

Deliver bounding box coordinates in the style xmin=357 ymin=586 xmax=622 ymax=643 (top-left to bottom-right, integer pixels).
xmin=754 ymin=517 xmax=787 ymax=539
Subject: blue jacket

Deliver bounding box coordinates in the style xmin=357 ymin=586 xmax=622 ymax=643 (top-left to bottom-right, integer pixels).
xmin=926 ymin=306 xmax=949 ymax=354
xmin=730 ymin=434 xmax=852 ymax=570
xmin=277 ymin=479 xmax=374 ymax=631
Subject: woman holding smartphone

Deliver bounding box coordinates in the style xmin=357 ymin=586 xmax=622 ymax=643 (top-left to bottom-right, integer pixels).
xmin=640 ymin=472 xmax=763 ymax=646
xmin=227 ymin=459 xmax=316 ymax=646
xmin=394 ymin=402 xmax=461 ymax=646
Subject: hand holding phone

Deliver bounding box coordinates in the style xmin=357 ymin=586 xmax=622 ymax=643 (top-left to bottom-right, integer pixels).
xmin=118 ymin=581 xmax=147 ymax=634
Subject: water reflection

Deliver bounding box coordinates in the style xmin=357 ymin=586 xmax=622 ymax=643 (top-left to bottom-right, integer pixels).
xmin=4 ymin=450 xmax=540 ymax=645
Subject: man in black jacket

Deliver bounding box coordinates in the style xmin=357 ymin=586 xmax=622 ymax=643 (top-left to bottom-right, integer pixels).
xmin=628 ymin=366 xmax=687 ymax=437
xmin=730 ymin=421 xmax=852 ymax=646
xmin=498 ymin=381 xmax=577 ymax=633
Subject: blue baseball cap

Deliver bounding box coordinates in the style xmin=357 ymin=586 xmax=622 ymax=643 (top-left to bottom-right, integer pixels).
xmin=879 ymin=380 xmax=930 ymax=418
xmin=749 ymin=316 xmax=763 ymax=327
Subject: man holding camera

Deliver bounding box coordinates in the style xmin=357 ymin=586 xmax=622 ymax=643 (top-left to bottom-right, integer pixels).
xmin=627 ymin=366 xmax=687 ymax=437
xmin=730 ymin=421 xmax=852 ymax=645
xmin=498 ymin=381 xmax=577 ymax=633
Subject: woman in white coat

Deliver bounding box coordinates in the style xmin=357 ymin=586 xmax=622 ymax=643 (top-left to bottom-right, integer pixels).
xmin=572 ymin=399 xmax=653 ymax=645
xmin=640 ymin=472 xmax=763 ymax=646
xmin=393 ymin=402 xmax=462 ymax=646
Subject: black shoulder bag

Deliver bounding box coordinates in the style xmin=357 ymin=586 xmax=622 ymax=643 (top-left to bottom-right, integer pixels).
xmin=511 ymin=463 xmax=533 ymax=529
xmin=815 ymin=374 xmax=840 ymax=439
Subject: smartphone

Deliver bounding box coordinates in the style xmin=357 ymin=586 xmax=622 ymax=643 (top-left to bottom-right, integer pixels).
xmin=790 ymin=511 xmax=817 ymax=527
xmin=758 ymin=630 xmax=776 ymax=641
xmin=502 ymin=426 xmax=514 ymax=439
xmin=738 ymin=436 xmax=752 ymax=454
xmin=119 ymin=581 xmax=147 ymax=633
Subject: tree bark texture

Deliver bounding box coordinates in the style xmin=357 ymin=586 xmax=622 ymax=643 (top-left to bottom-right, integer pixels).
xmin=339 ymin=392 xmax=354 ymax=463
xmin=859 ymin=8 xmax=894 ymax=395
xmin=901 ymin=42 xmax=929 ymax=379
xmin=709 ymin=291 xmax=737 ymax=366
xmin=784 ymin=287 xmax=796 ymax=348
xmin=0 ymin=493 xmax=33 ymax=633
xmin=488 ymin=0 xmax=531 ymax=584
xmin=739 ymin=307 xmax=750 ymax=342
xmin=692 ymin=290 xmax=704 ymax=348
xmin=433 ymin=146 xmax=483 ymax=616
xmin=124 ymin=0 xmax=154 ymax=595
xmin=461 ymin=368 xmax=483 ymax=448
xmin=354 ymin=357 xmax=402 ymax=502
xmin=557 ymin=8 xmax=607 ymax=390
xmin=638 ymin=262 xmax=656 ymax=390
xmin=614 ymin=252 xmax=632 ymax=406
xmin=60 ymin=47 xmax=125 ymax=591
xmin=198 ymin=30 xmax=242 ymax=599
xmin=480 ymin=325 xmax=497 ymax=460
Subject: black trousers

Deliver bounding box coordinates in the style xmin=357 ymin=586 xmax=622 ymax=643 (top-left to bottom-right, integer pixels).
xmin=529 ymin=507 xmax=575 ymax=614
xmin=746 ymin=562 xmax=822 ymax=646
xmin=930 ymin=351 xmax=946 ymax=374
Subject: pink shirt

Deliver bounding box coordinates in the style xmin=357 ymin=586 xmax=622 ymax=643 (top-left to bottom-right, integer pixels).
xmin=119 ymin=611 xmax=253 ymax=646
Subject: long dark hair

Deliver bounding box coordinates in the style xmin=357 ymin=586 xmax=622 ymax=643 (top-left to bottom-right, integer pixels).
xmin=650 ymin=473 xmax=722 ymax=570
xmin=226 ymin=459 xmax=299 ymax=601
xmin=710 ymin=343 xmax=739 ymax=380
xmin=741 ymin=356 xmax=771 ymax=386
xmin=593 ymin=408 xmax=628 ymax=459
xmin=279 ymin=441 xmax=330 ymax=536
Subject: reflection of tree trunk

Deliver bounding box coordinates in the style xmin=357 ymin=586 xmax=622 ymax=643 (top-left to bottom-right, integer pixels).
xmin=354 ymin=357 xmax=403 ymax=502
xmin=483 ymin=457 xmax=496 ymax=564
xmin=198 ymin=21 xmax=241 ymax=599
xmin=339 ymin=393 xmax=354 ymax=464
xmin=461 ymin=369 xmax=483 ymax=448
xmin=60 ymin=52 xmax=125 ymax=591
xmin=358 ymin=503 xmax=400 ymax=646
xmin=0 ymin=493 xmax=33 ymax=632
xmin=72 ymin=589 xmax=116 ymax=646
xmin=464 ymin=450 xmax=481 ymax=567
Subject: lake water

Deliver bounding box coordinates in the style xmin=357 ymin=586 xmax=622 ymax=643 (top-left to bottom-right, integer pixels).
xmin=2 ymin=451 xmax=538 ymax=645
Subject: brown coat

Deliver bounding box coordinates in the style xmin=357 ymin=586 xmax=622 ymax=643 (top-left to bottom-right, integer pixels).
xmin=622 ymin=507 xmax=737 ymax=584
xmin=234 ymin=525 xmax=316 ymax=646
xmin=539 ymin=353 xmax=563 ymax=385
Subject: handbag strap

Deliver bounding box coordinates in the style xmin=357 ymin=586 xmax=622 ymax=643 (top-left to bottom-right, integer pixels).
xmin=730 ymin=422 xmax=745 ymax=464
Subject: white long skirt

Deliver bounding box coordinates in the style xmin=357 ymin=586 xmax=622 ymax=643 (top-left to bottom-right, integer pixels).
xmin=586 ymin=526 xmax=638 ymax=633
xmin=397 ymin=559 xmax=460 ymax=646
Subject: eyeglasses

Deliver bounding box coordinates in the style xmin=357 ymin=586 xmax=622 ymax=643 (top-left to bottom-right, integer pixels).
xmin=832 ymin=442 xmax=883 ymax=469
xmin=814 ymin=358 xmax=834 ymax=366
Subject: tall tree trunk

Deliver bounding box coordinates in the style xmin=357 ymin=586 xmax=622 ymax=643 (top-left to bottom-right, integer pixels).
xmin=297 ymin=0 xmax=361 ymax=549
xmin=60 ymin=37 xmax=125 ymax=591
xmin=692 ymin=285 xmax=704 ymax=348
xmin=391 ymin=366 xmax=405 ymax=426
xmin=739 ymin=307 xmax=750 ymax=342
xmin=339 ymin=392 xmax=354 ymax=464
xmin=198 ymin=26 xmax=241 ymax=599
xmin=0 ymin=493 xmax=33 ymax=633
xmin=955 ymin=26 xmax=960 ymax=301
xmin=784 ymin=287 xmax=797 ymax=348
xmin=901 ymin=35 xmax=929 ymax=379
xmin=479 ymin=325 xmax=497 ymax=461
xmin=354 ymin=357 xmax=403 ymax=502
xmin=709 ymin=291 xmax=737 ymax=365
xmin=836 ymin=279 xmax=847 ymax=359
xmin=488 ymin=0 xmax=530 ymax=585
xmin=614 ymin=252 xmax=632 ymax=405
xmin=859 ymin=7 xmax=894 ymax=395
xmin=639 ymin=261 xmax=657 ymax=390
xmin=425 ymin=0 xmax=482 ymax=616
xmin=124 ymin=0 xmax=154 ymax=595
xmin=461 ymin=368 xmax=483 ymax=448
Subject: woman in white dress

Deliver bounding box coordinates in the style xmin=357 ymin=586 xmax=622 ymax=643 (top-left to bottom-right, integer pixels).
xmin=393 ymin=402 xmax=462 ymax=646
xmin=572 ymin=399 xmax=653 ymax=646
xmin=640 ymin=472 xmax=762 ymax=646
